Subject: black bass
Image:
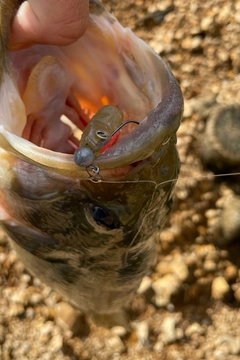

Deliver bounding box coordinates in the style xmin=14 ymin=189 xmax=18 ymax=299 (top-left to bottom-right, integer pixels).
xmin=0 ymin=0 xmax=183 ymax=326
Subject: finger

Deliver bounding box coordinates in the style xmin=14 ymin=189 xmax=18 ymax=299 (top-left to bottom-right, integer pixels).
xmin=10 ymin=0 xmax=89 ymax=50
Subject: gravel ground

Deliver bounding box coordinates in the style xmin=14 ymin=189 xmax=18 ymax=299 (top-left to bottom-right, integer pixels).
xmin=1 ymin=0 xmax=240 ymax=359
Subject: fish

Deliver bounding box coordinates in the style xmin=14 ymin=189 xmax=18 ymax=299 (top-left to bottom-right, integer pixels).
xmin=0 ymin=0 xmax=183 ymax=326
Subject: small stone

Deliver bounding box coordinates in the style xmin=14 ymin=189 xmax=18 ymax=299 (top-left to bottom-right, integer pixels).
xmin=229 ymin=336 xmax=240 ymax=355
xmin=211 ymin=277 xmax=230 ymax=300
xmin=235 ymin=10 xmax=240 ymax=23
xmin=44 ymin=292 xmax=59 ymax=307
xmin=234 ymin=288 xmax=240 ymax=302
xmin=7 ymin=303 xmax=25 ymax=317
xmin=135 ymin=320 xmax=149 ymax=345
xmin=137 ymin=276 xmax=152 ymax=295
xmin=20 ymin=274 xmax=32 ymax=284
xmin=201 ymin=17 xmax=214 ymax=31
xmin=54 ymin=301 xmax=87 ymax=336
xmin=0 ymin=252 xmax=7 ymax=264
xmin=224 ymin=265 xmax=238 ymax=282
xmin=156 ymin=260 xmax=172 ymax=276
xmin=185 ymin=322 xmax=204 ymax=337
xmin=152 ymin=274 xmax=180 ymax=307
xmin=172 ymin=256 xmax=189 ymax=282
xmin=0 ymin=324 xmax=5 ymax=344
xmin=161 ymin=317 xmax=183 ymax=344
xmin=40 ymin=321 xmax=54 ymax=337
xmin=153 ymin=341 xmax=164 ymax=352
xmin=107 ymin=335 xmax=125 ymax=354
xmin=183 ymin=99 xmax=194 ymax=118
xmin=29 ymin=293 xmax=43 ymax=305
xmin=111 ymin=326 xmax=128 ymax=338
xmin=203 ymin=260 xmax=217 ymax=273
xmin=48 ymin=333 xmax=63 ymax=352
xmin=9 ymin=289 xmax=29 ymax=306
xmin=25 ymin=307 xmax=35 ymax=319
xmin=181 ymin=36 xmax=202 ymax=51
xmin=222 ymin=197 xmax=240 ymax=244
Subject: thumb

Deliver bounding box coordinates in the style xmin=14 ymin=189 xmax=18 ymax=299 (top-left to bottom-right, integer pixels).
xmin=10 ymin=0 xmax=89 ymax=50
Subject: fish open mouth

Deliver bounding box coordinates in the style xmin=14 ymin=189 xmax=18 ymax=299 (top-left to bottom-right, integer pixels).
xmin=0 ymin=1 xmax=183 ymax=178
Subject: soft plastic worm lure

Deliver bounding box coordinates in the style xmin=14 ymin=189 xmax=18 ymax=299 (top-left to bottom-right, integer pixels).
xmin=74 ymin=105 xmax=139 ymax=176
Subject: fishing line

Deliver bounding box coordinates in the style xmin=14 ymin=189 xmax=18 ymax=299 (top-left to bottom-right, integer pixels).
xmin=110 ymin=170 xmax=240 ymax=253
xmin=99 ymin=171 xmax=240 ymax=188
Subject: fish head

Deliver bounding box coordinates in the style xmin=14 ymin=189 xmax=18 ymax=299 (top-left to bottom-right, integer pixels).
xmin=0 ymin=0 xmax=183 ymax=324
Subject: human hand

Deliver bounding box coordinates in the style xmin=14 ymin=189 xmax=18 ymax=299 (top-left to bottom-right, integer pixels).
xmin=10 ymin=0 xmax=89 ymax=50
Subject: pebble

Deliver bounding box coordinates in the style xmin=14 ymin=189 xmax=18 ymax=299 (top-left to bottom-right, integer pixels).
xmin=111 ymin=326 xmax=128 ymax=338
xmin=173 ymin=256 xmax=189 ymax=282
xmin=201 ymin=16 xmax=215 ymax=31
xmin=7 ymin=303 xmax=25 ymax=317
xmin=183 ymin=99 xmax=194 ymax=118
xmin=135 ymin=320 xmax=149 ymax=345
xmin=29 ymin=293 xmax=43 ymax=305
xmin=153 ymin=340 xmax=164 ymax=353
xmin=54 ymin=301 xmax=86 ymax=336
xmin=229 ymin=336 xmax=240 ymax=355
xmin=10 ymin=289 xmax=30 ymax=305
xmin=221 ymin=196 xmax=240 ymax=244
xmin=0 ymin=252 xmax=7 ymax=264
xmin=137 ymin=276 xmax=152 ymax=295
xmin=0 ymin=324 xmax=6 ymax=344
xmin=48 ymin=334 xmax=63 ymax=353
xmin=233 ymin=287 xmax=240 ymax=302
xmin=106 ymin=335 xmax=125 ymax=354
xmin=20 ymin=274 xmax=31 ymax=285
xmin=185 ymin=322 xmax=204 ymax=337
xmin=152 ymin=274 xmax=180 ymax=307
xmin=181 ymin=36 xmax=202 ymax=51
xmin=211 ymin=277 xmax=230 ymax=300
xmin=156 ymin=255 xmax=189 ymax=282
xmin=44 ymin=293 xmax=60 ymax=307
xmin=224 ymin=265 xmax=238 ymax=282
xmin=25 ymin=307 xmax=35 ymax=319
xmin=203 ymin=259 xmax=217 ymax=272
xmin=161 ymin=317 xmax=183 ymax=344
xmin=40 ymin=321 xmax=55 ymax=337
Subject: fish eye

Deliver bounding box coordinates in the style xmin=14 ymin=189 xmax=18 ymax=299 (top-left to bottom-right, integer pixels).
xmin=96 ymin=130 xmax=108 ymax=140
xmin=89 ymin=205 xmax=120 ymax=230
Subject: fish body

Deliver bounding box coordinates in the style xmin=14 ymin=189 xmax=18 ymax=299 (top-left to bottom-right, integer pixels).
xmin=0 ymin=0 xmax=183 ymax=325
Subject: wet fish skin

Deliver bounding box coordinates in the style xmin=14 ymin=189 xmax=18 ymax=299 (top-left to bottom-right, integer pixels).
xmin=0 ymin=0 xmax=183 ymax=326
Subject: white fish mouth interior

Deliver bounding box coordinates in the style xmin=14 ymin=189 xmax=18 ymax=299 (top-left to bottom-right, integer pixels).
xmin=0 ymin=11 xmax=170 ymax=169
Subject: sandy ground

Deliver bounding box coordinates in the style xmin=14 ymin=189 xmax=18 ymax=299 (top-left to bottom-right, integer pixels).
xmin=1 ymin=0 xmax=240 ymax=359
